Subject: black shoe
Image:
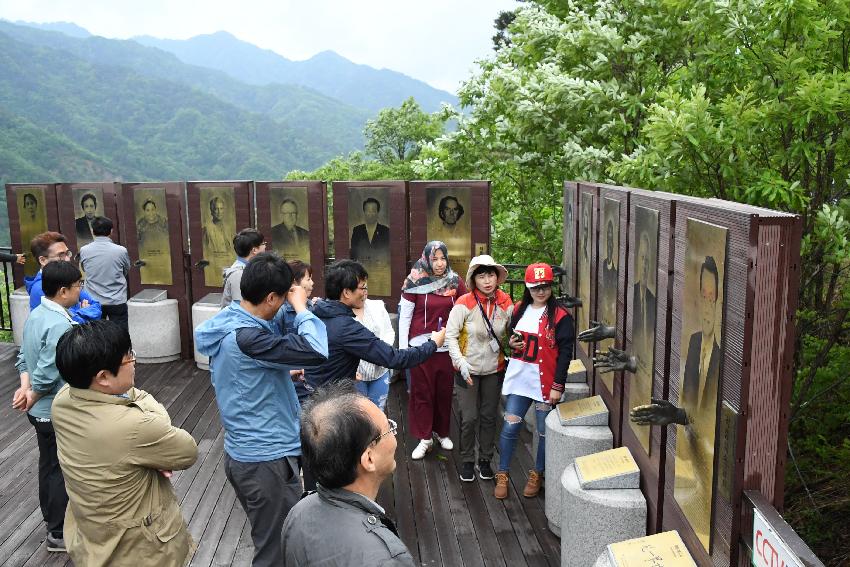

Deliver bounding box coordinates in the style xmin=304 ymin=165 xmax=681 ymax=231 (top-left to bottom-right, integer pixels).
xmin=477 ymin=459 xmax=495 ymax=480
xmin=46 ymin=533 xmax=66 ymax=552
xmin=459 ymin=461 xmax=475 ymax=482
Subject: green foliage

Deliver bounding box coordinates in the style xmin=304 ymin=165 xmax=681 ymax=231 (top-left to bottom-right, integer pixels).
xmin=364 ymin=98 xmax=444 ymax=164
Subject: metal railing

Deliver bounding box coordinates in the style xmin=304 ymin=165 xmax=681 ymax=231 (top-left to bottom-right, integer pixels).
xmin=0 ymin=247 xmax=15 ymax=333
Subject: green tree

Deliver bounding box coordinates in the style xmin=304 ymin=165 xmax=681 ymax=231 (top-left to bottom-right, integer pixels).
xmin=364 ymin=97 xmax=444 ymax=164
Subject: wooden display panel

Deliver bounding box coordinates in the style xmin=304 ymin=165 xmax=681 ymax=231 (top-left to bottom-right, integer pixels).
xmin=56 ymin=182 xmax=121 ymax=261
xmin=575 ymin=182 xmax=599 ymax=384
xmin=333 ymin=181 xmax=408 ymax=309
xmin=255 ymin=181 xmax=328 ymax=298
xmin=408 ymin=180 xmax=490 ymax=280
xmin=186 ymin=181 xmax=254 ymax=302
xmin=620 ymin=189 xmax=678 ymax=535
xmin=117 ymin=182 xmax=191 ymax=358
xmin=594 ymin=184 xmax=631 ymax=444
xmin=5 ymin=183 xmax=60 ymax=288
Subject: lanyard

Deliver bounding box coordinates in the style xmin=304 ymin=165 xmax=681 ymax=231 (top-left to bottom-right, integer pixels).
xmin=474 ymin=292 xmax=501 ymax=345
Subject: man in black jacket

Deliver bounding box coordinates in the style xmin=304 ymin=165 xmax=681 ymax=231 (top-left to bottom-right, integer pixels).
xmin=305 ymin=260 xmax=444 ymax=390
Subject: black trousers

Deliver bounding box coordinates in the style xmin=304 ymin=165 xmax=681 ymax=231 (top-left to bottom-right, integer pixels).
xmin=101 ymin=303 xmax=129 ymax=332
xmin=224 ymin=454 xmax=302 ymax=567
xmin=27 ymin=414 xmax=68 ymax=538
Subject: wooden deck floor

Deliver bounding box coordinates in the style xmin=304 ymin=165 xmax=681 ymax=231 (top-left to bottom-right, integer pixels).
xmin=0 ymin=343 xmax=560 ymax=567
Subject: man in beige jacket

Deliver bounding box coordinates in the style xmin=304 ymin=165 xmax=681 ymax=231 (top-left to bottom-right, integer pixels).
xmin=52 ymin=320 xmax=198 ymax=566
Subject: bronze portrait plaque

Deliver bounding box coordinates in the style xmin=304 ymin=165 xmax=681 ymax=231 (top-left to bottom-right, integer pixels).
xmin=674 ymin=217 xmax=728 ymax=552
xmin=577 ymin=194 xmax=593 ymax=348
xmin=348 ymin=186 xmax=391 ymax=297
xmin=270 ymin=185 xmax=310 ymax=262
xmin=563 ymin=187 xmax=577 ymax=297
xmin=72 ymin=186 xmax=105 ymax=249
xmin=16 ymin=187 xmax=49 ymax=276
xmin=200 ymin=186 xmax=236 ymax=287
xmin=133 ymin=188 xmax=172 ymax=286
xmin=628 ymin=205 xmax=660 ymax=454
xmin=598 ymin=197 xmax=620 ymax=393
xmin=426 ymin=186 xmax=472 ymax=277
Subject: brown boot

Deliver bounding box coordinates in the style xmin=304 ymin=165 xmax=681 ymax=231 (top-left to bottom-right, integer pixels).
xmin=494 ymin=472 xmax=509 ymax=499
xmin=523 ymin=470 xmax=542 ymax=498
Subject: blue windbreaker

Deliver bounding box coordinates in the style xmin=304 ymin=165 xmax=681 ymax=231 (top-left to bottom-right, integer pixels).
xmin=26 ymin=270 xmax=102 ymax=323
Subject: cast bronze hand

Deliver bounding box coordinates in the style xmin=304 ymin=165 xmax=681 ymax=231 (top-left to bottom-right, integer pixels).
xmin=578 ymin=320 xmax=615 ymax=343
xmin=593 ymin=347 xmax=636 ymax=374
xmin=630 ymin=398 xmax=689 ymax=426
xmin=557 ymin=294 xmax=582 ymax=309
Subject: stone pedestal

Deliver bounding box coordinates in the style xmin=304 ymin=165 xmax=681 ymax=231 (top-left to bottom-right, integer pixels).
xmin=128 ymin=293 xmax=180 ymax=364
xmin=560 ymin=463 xmax=646 ymax=567
xmin=11 ymin=287 xmax=30 ymax=346
xmin=192 ymin=293 xmax=222 ymax=370
xmin=562 ymin=381 xmax=591 ymax=403
xmin=544 ymin=410 xmax=613 ymax=536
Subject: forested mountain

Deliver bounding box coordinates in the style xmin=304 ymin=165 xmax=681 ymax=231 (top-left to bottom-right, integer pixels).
xmin=134 ymin=31 xmax=458 ymax=113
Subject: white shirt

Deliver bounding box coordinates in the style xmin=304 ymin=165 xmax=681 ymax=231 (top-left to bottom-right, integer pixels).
xmin=502 ymin=306 xmax=546 ymax=402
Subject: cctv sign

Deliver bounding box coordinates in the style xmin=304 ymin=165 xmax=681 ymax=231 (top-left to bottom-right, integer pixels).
xmin=752 ymin=509 xmax=804 ymax=567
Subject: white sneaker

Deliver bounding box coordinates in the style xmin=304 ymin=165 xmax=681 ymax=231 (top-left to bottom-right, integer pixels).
xmin=436 ymin=436 xmax=454 ymax=450
xmin=412 ymin=439 xmax=433 ymax=460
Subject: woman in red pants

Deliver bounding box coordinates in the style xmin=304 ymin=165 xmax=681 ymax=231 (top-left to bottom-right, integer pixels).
xmin=399 ymin=241 xmax=467 ymax=459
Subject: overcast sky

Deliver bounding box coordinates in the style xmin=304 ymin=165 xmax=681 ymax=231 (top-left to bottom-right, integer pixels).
xmin=0 ymin=0 xmax=519 ymax=93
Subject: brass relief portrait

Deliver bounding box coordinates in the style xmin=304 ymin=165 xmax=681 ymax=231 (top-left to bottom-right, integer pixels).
xmin=598 ymin=198 xmax=620 ymax=393
xmin=577 ymin=195 xmax=593 ymax=356
xmin=270 ymin=186 xmax=310 ymax=262
xmin=674 ymin=218 xmax=727 ymax=552
xmin=348 ymin=187 xmax=391 ymax=297
xmin=627 ymin=206 xmax=659 ymax=453
xmin=17 ymin=187 xmax=49 ymax=276
xmin=72 ymin=186 xmax=105 ymax=248
xmin=133 ymin=188 xmax=172 ymax=286
xmin=200 ymin=186 xmax=236 ymax=287
xmin=426 ymin=186 xmax=472 ymax=277
xmin=563 ymin=189 xmax=576 ymax=297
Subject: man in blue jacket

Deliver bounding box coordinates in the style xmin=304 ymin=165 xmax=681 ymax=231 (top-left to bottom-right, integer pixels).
xmin=194 ymin=252 xmax=328 ymax=567
xmin=25 ymin=231 xmax=101 ymax=323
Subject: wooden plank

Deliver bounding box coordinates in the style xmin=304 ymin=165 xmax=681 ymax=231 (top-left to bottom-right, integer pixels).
xmin=0 ymin=508 xmax=46 ymax=566
xmin=423 ymin=452 xmax=465 ymax=566
xmin=231 ymin=515 xmax=255 ymax=567
xmin=210 ymin=498 xmax=248 ymax=567
xmin=383 ymin=383 xmax=418 ymax=563
xmin=186 ymin=456 xmax=231 ymax=566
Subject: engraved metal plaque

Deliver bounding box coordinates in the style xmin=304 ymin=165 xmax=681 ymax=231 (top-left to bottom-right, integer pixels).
xmin=608 ymin=531 xmax=696 ymax=567
xmin=716 ymin=401 xmax=738 ymax=502
xmin=130 ymin=289 xmax=168 ymax=303
xmin=575 ymin=446 xmax=639 ymax=484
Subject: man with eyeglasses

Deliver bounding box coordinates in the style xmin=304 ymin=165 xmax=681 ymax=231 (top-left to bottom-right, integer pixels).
xmin=26 ymin=231 xmax=101 ymax=323
xmin=12 ymin=261 xmax=86 ymax=552
xmin=281 ymin=382 xmax=414 ymax=566
xmin=51 ymin=320 xmax=198 ymax=566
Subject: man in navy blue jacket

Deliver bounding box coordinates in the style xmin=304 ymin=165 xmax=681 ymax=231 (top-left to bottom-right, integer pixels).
xmin=195 ymin=253 xmax=328 ymax=567
xmin=306 ymin=260 xmax=444 ymax=390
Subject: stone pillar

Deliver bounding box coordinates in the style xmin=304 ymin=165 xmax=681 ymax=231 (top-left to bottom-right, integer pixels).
xmin=192 ymin=293 xmax=222 ymax=370
xmin=11 ymin=287 xmax=30 ymax=346
xmin=128 ymin=290 xmax=180 ymax=364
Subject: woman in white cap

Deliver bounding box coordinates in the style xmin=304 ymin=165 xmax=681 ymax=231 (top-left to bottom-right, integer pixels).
xmin=399 ymin=241 xmax=466 ymax=459
xmin=495 ymin=263 xmax=575 ymax=499
xmin=445 ymin=255 xmax=513 ymax=482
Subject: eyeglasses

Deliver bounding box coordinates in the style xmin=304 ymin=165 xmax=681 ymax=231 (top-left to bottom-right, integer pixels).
xmin=46 ymin=249 xmax=73 ymax=260
xmin=357 ymin=285 xmax=368 ymax=292
xmin=120 ymin=349 xmax=137 ymax=366
xmin=371 ymin=418 xmax=397 ymax=445
xmin=71 ymin=280 xmax=86 ymax=288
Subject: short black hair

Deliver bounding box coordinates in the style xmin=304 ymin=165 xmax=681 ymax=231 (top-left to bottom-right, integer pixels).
xmin=80 ymin=193 xmax=97 ymax=209
xmin=42 ymin=261 xmax=81 ymax=297
xmin=209 ymin=197 xmax=224 ymax=216
xmin=362 ymin=198 xmax=380 ymax=213
xmin=240 ymin=252 xmax=293 ymax=305
xmin=301 ymin=382 xmax=381 ymax=489
xmin=142 ymin=199 xmax=157 ymax=211
xmin=699 ymin=255 xmax=719 ymax=298
xmin=325 ymin=260 xmax=368 ymax=300
xmin=56 ymin=320 xmax=131 ymax=389
xmin=91 ymin=216 xmax=113 ymax=236
xmin=24 ymin=193 xmax=37 ymax=207
xmin=288 ymin=260 xmax=312 ymax=283
xmin=233 ymin=228 xmax=264 ymax=258
xmin=472 ymin=265 xmax=498 ymax=280
xmin=280 ymin=198 xmax=298 ymax=212
xmin=438 ymin=195 xmax=464 ymax=222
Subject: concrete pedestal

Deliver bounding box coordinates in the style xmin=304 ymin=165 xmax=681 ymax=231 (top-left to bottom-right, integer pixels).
xmin=562 ymin=382 xmax=591 ymax=403
xmin=544 ymin=411 xmax=613 ymax=536
xmin=192 ymin=294 xmax=222 ymax=370
xmin=560 ymin=464 xmax=646 ymax=567
xmin=593 ymin=552 xmax=612 ymax=567
xmin=11 ymin=287 xmax=30 ymax=346
xmin=128 ymin=297 xmax=180 ymax=363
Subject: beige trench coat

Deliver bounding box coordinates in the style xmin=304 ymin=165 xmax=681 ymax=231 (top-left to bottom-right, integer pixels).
xmin=51 ymin=385 xmax=198 ymax=567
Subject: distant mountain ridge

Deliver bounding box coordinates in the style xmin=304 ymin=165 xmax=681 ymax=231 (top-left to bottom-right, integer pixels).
xmin=133 ymin=31 xmax=458 ymax=113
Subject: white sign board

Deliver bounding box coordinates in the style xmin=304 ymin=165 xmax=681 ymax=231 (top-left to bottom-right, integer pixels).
xmin=752 ymin=509 xmax=804 ymax=567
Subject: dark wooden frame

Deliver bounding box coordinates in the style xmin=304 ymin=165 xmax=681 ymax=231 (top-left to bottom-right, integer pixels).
xmin=408 ymin=180 xmax=491 ymax=265
xmin=255 ymin=180 xmax=328 ymax=298
xmin=575 ymin=183 xmax=599 ymax=385
xmin=5 ymin=183 xmax=60 ymax=288
xmin=594 ymin=184 xmax=631 ymax=445
xmin=620 ymin=189 xmax=678 ymax=535
xmin=56 ymin=182 xmax=121 ymax=260
xmin=332 ymin=181 xmax=408 ymax=309
xmin=117 ymin=182 xmax=192 ymax=358
xmin=563 ymin=181 xmax=580 ymax=360
xmin=186 ymin=181 xmax=254 ymax=303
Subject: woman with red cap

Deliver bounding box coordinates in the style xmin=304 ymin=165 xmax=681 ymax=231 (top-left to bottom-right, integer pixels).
xmin=494 ymin=263 xmax=575 ymax=499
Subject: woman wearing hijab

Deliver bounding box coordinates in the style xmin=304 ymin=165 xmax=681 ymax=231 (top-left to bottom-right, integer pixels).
xmin=399 ymin=241 xmax=467 ymax=459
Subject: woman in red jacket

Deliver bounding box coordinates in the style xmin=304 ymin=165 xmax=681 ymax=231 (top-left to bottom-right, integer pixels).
xmin=495 ymin=263 xmax=575 ymax=499
xmin=399 ymin=241 xmax=467 ymax=459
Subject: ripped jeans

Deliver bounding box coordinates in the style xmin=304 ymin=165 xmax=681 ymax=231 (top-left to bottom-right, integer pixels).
xmin=497 ymin=394 xmax=552 ymax=473
xmin=355 ymin=371 xmax=391 ymax=411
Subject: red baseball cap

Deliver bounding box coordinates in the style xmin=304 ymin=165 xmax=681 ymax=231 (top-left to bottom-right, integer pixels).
xmin=525 ymin=263 xmax=554 ymax=288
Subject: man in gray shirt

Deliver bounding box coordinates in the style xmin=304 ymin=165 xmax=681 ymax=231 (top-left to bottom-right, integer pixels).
xmin=79 ymin=217 xmax=131 ymax=331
